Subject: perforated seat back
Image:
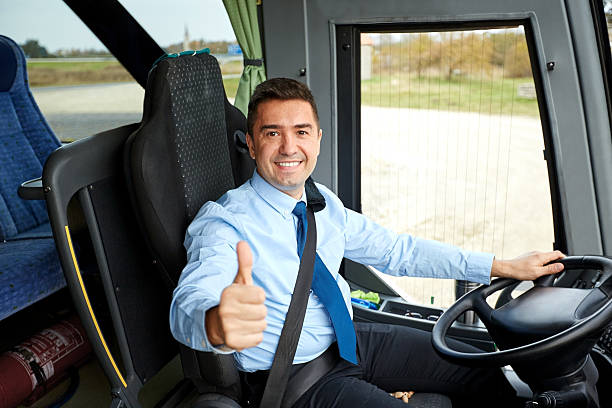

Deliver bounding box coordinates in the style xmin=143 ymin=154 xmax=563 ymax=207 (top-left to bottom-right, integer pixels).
xmin=126 ymin=51 xmax=253 ymax=287
xmin=124 ymin=51 xmax=254 ymax=400
xmin=0 ymin=35 xmax=60 ymax=240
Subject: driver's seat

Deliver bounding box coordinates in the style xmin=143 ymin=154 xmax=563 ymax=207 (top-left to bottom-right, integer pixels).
xmin=124 ymin=50 xmax=253 ymax=406
xmin=123 ymin=50 xmax=452 ymax=408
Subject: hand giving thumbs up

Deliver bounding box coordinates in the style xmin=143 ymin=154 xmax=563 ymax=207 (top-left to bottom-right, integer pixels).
xmin=205 ymin=241 xmax=267 ymax=351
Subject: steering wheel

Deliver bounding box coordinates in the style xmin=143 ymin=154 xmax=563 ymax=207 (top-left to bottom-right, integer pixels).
xmin=432 ymin=256 xmax=612 ymax=367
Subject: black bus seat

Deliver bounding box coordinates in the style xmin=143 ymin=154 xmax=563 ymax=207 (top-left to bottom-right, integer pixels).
xmin=0 ymin=34 xmax=63 ymax=322
xmin=124 ymin=51 xmax=254 ymax=407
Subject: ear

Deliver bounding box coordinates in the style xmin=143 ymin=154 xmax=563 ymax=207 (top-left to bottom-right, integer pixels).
xmin=246 ymin=133 xmax=256 ymax=159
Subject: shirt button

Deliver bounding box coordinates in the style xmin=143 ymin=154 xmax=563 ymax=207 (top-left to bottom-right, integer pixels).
xmin=185 ymin=337 xmax=190 ymax=344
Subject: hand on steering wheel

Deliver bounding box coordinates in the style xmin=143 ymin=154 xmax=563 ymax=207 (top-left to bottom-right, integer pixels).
xmin=432 ymin=256 xmax=612 ymax=367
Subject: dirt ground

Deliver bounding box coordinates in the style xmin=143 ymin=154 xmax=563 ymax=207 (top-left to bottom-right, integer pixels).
xmin=360 ymin=106 xmax=554 ymax=307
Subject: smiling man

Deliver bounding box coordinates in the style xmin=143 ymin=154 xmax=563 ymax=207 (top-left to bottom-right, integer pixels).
xmin=245 ymin=97 xmax=321 ymax=198
xmin=170 ymin=78 xmax=564 ymax=407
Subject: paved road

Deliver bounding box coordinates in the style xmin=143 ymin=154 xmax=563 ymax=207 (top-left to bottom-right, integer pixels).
xmin=32 ymin=82 xmax=145 ymax=141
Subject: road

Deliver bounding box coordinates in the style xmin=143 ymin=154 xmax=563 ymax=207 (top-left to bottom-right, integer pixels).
xmin=32 ymin=82 xmax=144 ymax=141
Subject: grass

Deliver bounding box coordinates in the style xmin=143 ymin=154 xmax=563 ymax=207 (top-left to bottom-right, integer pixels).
xmin=362 ymin=74 xmax=540 ymax=117
xmin=26 ymin=60 xmax=244 ymax=89
xmin=222 ymin=77 xmax=240 ymax=100
xmin=27 ymin=60 xmax=119 ymax=71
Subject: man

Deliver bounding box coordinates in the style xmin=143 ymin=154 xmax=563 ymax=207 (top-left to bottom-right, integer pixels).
xmin=170 ymin=78 xmax=564 ymax=407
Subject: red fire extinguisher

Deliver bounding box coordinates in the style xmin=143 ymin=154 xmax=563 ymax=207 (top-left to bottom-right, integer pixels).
xmin=0 ymin=315 xmax=92 ymax=408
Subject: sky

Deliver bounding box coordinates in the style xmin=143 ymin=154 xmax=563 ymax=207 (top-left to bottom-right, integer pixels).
xmin=0 ymin=0 xmax=237 ymax=52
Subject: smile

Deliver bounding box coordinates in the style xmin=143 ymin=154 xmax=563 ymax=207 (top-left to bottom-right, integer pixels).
xmin=276 ymin=161 xmax=301 ymax=167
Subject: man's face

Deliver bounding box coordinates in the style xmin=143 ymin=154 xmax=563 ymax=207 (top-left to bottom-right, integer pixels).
xmin=247 ymin=98 xmax=322 ymax=199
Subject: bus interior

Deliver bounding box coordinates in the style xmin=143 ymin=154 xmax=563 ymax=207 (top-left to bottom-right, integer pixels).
xmin=2 ymin=0 xmax=612 ymax=407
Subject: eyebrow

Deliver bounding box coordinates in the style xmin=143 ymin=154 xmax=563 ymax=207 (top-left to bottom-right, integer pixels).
xmin=294 ymin=123 xmax=313 ymax=129
xmin=259 ymin=123 xmax=313 ymax=130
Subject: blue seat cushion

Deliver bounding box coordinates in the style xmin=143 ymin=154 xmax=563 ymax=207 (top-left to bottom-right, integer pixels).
xmin=0 ymin=234 xmax=65 ymax=321
xmin=0 ymin=35 xmax=60 ymax=241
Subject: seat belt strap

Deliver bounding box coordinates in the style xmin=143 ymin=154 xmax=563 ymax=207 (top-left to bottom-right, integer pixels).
xmin=259 ymin=206 xmax=317 ymax=408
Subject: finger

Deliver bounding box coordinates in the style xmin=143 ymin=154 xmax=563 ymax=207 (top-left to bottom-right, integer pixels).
xmin=226 ymin=332 xmax=264 ymax=351
xmin=222 ymin=318 xmax=267 ymax=336
xmin=228 ymin=303 xmax=267 ymax=320
xmin=234 ymin=240 xmax=253 ymax=285
xmin=542 ymin=262 xmax=564 ymax=275
xmin=225 ymin=285 xmax=266 ymax=305
xmin=539 ymin=250 xmax=566 ymax=264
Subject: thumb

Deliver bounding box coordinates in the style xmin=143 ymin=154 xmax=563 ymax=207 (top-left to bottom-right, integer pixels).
xmin=234 ymin=240 xmax=253 ymax=285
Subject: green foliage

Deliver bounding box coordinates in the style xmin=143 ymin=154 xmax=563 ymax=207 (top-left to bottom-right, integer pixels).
xmin=368 ymin=31 xmax=531 ymax=80
xmin=21 ymin=39 xmax=50 ymax=58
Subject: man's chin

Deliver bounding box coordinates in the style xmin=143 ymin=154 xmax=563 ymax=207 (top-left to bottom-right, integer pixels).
xmin=269 ymin=179 xmax=306 ymax=196
xmin=272 ymin=181 xmax=303 ymax=192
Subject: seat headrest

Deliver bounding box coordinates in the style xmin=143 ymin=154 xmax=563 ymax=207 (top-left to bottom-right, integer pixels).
xmin=0 ymin=36 xmax=19 ymax=92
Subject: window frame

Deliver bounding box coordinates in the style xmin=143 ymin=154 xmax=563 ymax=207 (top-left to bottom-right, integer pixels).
xmin=336 ymin=19 xmax=567 ymax=255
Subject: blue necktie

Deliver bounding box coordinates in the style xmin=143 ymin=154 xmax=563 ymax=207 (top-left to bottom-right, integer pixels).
xmin=292 ymin=201 xmax=357 ymax=364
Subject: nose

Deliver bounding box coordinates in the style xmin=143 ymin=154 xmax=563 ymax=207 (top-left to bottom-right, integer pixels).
xmin=279 ymin=133 xmax=298 ymax=155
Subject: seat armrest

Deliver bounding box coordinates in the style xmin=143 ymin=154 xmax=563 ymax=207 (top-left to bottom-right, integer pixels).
xmin=18 ymin=177 xmax=44 ymax=200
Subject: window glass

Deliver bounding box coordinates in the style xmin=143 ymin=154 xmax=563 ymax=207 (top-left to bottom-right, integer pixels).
xmin=0 ymin=0 xmax=239 ymax=142
xmin=1 ymin=0 xmax=141 ymax=142
xmin=118 ymin=0 xmax=242 ymax=99
xmin=360 ymin=27 xmax=554 ymax=308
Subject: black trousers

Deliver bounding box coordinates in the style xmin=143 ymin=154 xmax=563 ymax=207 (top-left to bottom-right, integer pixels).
xmin=288 ymin=322 xmax=518 ymax=408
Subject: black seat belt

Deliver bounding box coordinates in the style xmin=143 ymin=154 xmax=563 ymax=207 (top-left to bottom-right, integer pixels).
xmin=259 ymin=205 xmax=317 ymax=408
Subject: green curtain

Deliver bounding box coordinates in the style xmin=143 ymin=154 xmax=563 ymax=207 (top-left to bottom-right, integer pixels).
xmin=223 ymin=0 xmax=267 ymax=116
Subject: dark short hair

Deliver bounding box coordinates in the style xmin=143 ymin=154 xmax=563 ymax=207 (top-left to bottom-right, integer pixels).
xmin=246 ymin=78 xmax=320 ymax=135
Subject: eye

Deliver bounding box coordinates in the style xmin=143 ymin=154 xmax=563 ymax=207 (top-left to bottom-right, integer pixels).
xmin=266 ymin=130 xmax=279 ymax=137
xmin=297 ymin=130 xmax=308 ymax=136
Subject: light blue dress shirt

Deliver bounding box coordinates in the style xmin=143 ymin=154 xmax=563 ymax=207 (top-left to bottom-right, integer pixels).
xmin=169 ymin=170 xmax=493 ymax=372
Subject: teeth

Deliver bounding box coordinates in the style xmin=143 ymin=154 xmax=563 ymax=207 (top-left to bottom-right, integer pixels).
xmin=277 ymin=162 xmax=300 ymax=167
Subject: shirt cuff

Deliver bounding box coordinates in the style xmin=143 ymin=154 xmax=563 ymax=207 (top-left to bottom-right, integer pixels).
xmin=465 ymin=251 xmax=494 ymax=285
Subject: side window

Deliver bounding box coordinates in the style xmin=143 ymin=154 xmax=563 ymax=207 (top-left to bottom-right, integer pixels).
xmin=2 ymin=2 xmax=142 ymax=142
xmin=360 ymin=27 xmax=555 ymax=307
xmin=1 ymin=0 xmax=240 ymax=142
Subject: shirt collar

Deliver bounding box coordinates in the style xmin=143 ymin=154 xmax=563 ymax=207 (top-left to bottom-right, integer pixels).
xmin=250 ymin=169 xmax=306 ymax=219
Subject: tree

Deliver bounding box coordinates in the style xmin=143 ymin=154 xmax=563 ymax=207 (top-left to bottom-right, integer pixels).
xmin=437 ymin=32 xmax=494 ymax=80
xmin=504 ymin=38 xmax=532 ymax=78
xmin=21 ymin=39 xmax=49 ymax=58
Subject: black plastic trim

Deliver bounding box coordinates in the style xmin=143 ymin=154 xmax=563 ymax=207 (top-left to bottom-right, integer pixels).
xmin=588 ymin=0 xmax=612 ymax=145
xmin=336 ymin=25 xmax=361 ymax=212
xmin=18 ymin=178 xmax=44 ymax=200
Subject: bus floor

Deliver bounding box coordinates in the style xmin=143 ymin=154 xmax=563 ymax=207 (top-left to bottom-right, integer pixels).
xmin=20 ymin=355 xmax=198 ymax=408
